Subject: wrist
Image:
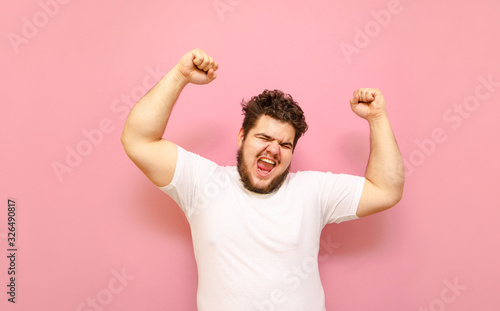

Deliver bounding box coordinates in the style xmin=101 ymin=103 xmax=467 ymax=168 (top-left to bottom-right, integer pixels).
xmin=366 ymin=112 xmax=389 ymax=124
xmin=169 ymin=65 xmax=190 ymax=88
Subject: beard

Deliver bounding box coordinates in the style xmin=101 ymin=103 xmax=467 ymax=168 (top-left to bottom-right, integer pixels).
xmin=236 ymin=146 xmax=290 ymax=194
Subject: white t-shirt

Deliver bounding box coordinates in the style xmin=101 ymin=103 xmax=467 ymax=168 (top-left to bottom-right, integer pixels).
xmin=159 ymin=146 xmax=365 ymax=311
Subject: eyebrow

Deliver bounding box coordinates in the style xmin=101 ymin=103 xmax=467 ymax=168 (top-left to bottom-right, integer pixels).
xmin=254 ymin=133 xmax=293 ymax=148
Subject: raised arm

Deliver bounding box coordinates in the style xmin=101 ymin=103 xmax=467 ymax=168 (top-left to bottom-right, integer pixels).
xmin=349 ymin=88 xmax=405 ymax=217
xmin=120 ymin=49 xmax=219 ymax=187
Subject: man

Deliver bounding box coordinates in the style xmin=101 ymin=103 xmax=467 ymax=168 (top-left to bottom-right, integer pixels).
xmin=121 ymin=48 xmax=404 ymax=310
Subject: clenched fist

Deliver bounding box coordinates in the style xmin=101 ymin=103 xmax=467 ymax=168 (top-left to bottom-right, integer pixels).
xmin=174 ymin=48 xmax=219 ymax=85
xmin=350 ymin=88 xmax=387 ymax=121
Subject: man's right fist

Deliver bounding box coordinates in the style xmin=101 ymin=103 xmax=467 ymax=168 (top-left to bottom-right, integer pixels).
xmin=174 ymin=48 xmax=219 ymax=85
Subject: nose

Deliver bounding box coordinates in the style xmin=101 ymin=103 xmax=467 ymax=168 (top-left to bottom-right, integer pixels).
xmin=266 ymin=140 xmax=280 ymax=156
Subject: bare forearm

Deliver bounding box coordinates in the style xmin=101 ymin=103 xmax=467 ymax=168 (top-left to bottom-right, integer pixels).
xmin=121 ymin=67 xmax=188 ymax=145
xmin=365 ymin=115 xmax=405 ymax=201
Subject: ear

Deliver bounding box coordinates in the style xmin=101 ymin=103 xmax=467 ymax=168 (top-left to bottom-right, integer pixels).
xmin=237 ymin=128 xmax=245 ymax=148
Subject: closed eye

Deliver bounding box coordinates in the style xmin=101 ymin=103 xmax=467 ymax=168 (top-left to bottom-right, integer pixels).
xmin=256 ymin=134 xmax=272 ymax=141
xmin=255 ymin=134 xmax=293 ymax=150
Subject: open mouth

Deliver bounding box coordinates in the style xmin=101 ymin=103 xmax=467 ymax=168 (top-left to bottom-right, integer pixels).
xmin=256 ymin=157 xmax=276 ymax=176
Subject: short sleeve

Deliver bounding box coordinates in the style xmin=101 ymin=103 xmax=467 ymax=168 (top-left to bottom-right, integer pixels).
xmin=316 ymin=172 xmax=365 ymax=226
xmin=157 ymin=145 xmax=218 ymax=220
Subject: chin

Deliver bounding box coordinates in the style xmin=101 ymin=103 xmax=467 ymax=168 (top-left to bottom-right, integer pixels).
xmin=236 ymin=147 xmax=290 ymax=194
xmin=251 ymin=178 xmax=272 ymax=191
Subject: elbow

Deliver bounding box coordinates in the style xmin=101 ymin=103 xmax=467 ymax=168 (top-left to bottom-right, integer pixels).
xmin=120 ymin=124 xmax=135 ymax=149
xmin=120 ymin=129 xmax=135 ymax=156
xmin=387 ymin=170 xmax=405 ymax=207
xmin=120 ymin=132 xmax=129 ymax=151
xmin=120 ymin=131 xmax=128 ymax=147
xmin=372 ymin=191 xmax=402 ymax=217
xmin=387 ymin=183 xmax=405 ymax=208
xmin=379 ymin=182 xmax=405 ymax=212
xmin=391 ymin=192 xmax=403 ymax=208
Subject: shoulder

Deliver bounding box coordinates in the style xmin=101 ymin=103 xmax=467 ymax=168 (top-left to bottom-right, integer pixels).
xmin=177 ymin=145 xmax=220 ymax=169
xmin=167 ymin=145 xmax=229 ymax=189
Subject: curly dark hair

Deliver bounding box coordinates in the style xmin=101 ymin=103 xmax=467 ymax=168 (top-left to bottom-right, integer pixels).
xmin=241 ymin=89 xmax=308 ymax=151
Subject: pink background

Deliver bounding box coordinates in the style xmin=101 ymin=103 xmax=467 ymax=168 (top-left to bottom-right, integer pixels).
xmin=1 ymin=0 xmax=499 ymax=310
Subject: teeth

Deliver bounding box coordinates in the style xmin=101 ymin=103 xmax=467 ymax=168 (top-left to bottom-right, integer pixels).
xmin=260 ymin=158 xmax=275 ymax=165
